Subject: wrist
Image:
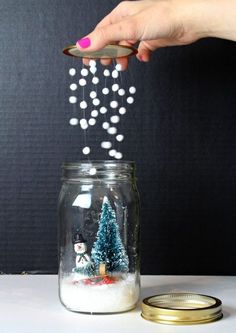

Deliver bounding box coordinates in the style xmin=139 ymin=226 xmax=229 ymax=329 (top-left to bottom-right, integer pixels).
xmin=175 ymin=0 xmax=236 ymax=42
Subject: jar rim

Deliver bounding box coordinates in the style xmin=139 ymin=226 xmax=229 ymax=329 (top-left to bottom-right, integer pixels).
xmin=62 ymin=160 xmax=135 ymax=169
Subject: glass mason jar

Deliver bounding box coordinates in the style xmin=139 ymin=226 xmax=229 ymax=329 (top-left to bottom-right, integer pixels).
xmin=58 ymin=161 xmax=140 ymax=314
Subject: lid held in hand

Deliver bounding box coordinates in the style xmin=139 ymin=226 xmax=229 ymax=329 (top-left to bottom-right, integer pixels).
xmin=63 ymin=44 xmax=137 ymax=59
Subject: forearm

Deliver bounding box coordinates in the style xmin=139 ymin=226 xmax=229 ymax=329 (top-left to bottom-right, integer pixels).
xmin=176 ymin=0 xmax=236 ymax=42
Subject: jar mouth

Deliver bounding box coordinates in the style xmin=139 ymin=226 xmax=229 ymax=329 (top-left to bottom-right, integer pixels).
xmin=62 ymin=160 xmax=135 ymax=168
xmin=61 ymin=160 xmax=136 ymax=181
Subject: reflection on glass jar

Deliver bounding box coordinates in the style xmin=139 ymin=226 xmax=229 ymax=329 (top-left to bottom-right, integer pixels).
xmin=58 ymin=161 xmax=140 ymax=314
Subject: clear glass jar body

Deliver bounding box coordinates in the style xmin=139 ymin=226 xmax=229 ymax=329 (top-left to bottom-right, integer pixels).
xmin=58 ymin=161 xmax=140 ymax=314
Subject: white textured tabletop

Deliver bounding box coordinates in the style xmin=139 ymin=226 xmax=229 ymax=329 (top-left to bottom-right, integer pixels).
xmin=0 ymin=275 xmax=235 ymax=333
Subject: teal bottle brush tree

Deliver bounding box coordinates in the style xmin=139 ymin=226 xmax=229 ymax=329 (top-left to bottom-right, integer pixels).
xmin=91 ymin=196 xmax=129 ymax=277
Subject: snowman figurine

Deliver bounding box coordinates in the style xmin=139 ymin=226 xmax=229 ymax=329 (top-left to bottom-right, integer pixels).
xmin=72 ymin=232 xmax=94 ymax=280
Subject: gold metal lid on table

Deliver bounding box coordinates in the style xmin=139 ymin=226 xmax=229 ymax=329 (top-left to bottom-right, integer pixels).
xmin=141 ymin=293 xmax=223 ymax=325
xmin=63 ymin=44 xmax=137 ymax=59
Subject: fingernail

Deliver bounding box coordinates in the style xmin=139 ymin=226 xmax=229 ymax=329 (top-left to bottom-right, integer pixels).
xmin=139 ymin=55 xmax=143 ymax=61
xmin=76 ymin=37 xmax=91 ymax=49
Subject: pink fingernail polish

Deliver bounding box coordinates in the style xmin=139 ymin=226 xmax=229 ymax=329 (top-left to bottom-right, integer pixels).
xmin=139 ymin=55 xmax=143 ymax=61
xmin=77 ymin=37 xmax=91 ymax=49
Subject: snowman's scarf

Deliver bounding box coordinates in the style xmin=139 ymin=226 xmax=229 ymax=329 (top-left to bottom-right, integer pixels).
xmin=76 ymin=253 xmax=89 ymax=263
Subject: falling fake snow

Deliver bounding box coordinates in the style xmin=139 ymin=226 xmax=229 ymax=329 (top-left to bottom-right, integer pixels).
xmin=68 ymin=63 xmax=136 ymax=160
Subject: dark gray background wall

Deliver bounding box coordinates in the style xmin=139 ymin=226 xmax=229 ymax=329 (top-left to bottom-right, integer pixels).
xmin=0 ymin=0 xmax=236 ymax=274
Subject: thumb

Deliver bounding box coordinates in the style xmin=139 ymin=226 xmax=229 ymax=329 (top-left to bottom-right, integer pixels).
xmin=76 ymin=17 xmax=140 ymax=52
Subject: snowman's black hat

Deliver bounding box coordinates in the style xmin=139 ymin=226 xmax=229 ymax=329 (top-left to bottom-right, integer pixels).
xmin=73 ymin=231 xmax=86 ymax=244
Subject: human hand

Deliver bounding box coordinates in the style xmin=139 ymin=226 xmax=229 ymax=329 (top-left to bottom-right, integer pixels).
xmin=76 ymin=0 xmax=236 ymax=69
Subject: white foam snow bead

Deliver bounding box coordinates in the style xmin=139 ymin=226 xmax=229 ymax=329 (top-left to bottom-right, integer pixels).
xmin=90 ymin=91 xmax=97 ymax=99
xmin=89 ymin=167 xmax=97 ymax=175
xmin=127 ymin=96 xmax=134 ymax=104
xmin=81 ymin=68 xmax=89 ymax=76
xmin=110 ymin=101 xmax=118 ymax=108
xmin=115 ymin=152 xmax=123 ymax=159
xmin=80 ymin=118 xmax=87 ymax=126
xmin=91 ymin=110 xmax=98 ymax=117
xmin=70 ymin=83 xmax=77 ymax=91
xmin=69 ymin=96 xmax=77 ymax=104
xmin=80 ymin=118 xmax=88 ymax=129
xmin=129 ymin=86 xmax=136 ymax=94
xmin=82 ymin=146 xmax=90 ymax=155
xmin=69 ymin=118 xmax=79 ymax=126
xmin=103 ymin=69 xmax=110 ymax=77
xmin=119 ymin=107 xmax=126 ymax=115
xmin=110 ymin=115 xmax=120 ymax=124
xmin=118 ymin=88 xmax=125 ymax=96
xmin=80 ymin=122 xmax=88 ymax=130
xmin=88 ymin=118 xmax=96 ymax=126
xmin=80 ymin=101 xmax=88 ymax=109
xmin=93 ymin=98 xmax=100 ymax=106
xmin=107 ymin=127 xmax=117 ymax=135
xmin=89 ymin=60 xmax=96 ymax=67
xmin=100 ymin=106 xmax=107 ymax=114
xmin=79 ymin=78 xmax=86 ymax=86
xmin=69 ymin=68 xmax=76 ymax=76
xmin=116 ymin=134 xmax=124 ymax=142
xmin=90 ymin=66 xmax=97 ymax=75
xmin=92 ymin=77 xmax=99 ymax=84
xmin=112 ymin=69 xmax=119 ymax=78
xmin=115 ymin=63 xmax=122 ymax=71
xmin=102 ymin=122 xmax=110 ymax=130
xmin=109 ymin=149 xmax=116 ymax=157
xmin=101 ymin=141 xmax=112 ymax=149
xmin=112 ymin=83 xmax=119 ymax=92
xmin=102 ymin=87 xmax=109 ymax=95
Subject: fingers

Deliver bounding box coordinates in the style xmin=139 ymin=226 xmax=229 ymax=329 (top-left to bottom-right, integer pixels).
xmin=137 ymin=41 xmax=152 ymax=62
xmin=137 ymin=39 xmax=168 ymax=62
xmin=76 ymin=16 xmax=140 ymax=52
